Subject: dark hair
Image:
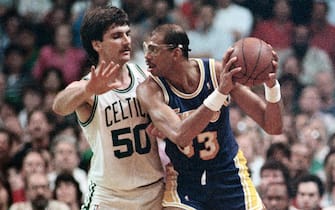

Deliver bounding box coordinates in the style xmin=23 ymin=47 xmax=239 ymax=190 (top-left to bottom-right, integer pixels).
xmin=54 ymin=172 xmax=82 ymax=206
xmin=4 ymin=44 xmax=25 ymax=57
xmin=40 ymin=67 xmax=66 ymax=91
xmin=27 ymin=109 xmax=55 ymax=126
xmin=151 ymin=24 xmax=191 ymax=58
xmin=266 ymin=142 xmax=291 ymax=160
xmin=261 ymin=159 xmax=291 ymax=185
xmin=296 ymin=173 xmax=324 ymax=197
xmin=80 ymin=6 xmax=129 ymax=65
xmin=260 ymin=159 xmax=293 ymax=198
xmin=21 ymin=83 xmax=45 ymax=99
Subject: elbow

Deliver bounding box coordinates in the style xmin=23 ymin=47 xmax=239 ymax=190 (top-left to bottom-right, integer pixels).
xmin=52 ymin=103 xmax=68 ymax=116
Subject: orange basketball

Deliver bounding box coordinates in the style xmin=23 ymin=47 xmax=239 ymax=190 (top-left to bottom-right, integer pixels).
xmin=230 ymin=37 xmax=274 ymax=87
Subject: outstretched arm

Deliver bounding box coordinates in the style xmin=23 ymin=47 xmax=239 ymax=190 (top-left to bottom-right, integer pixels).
xmin=137 ymin=49 xmax=241 ymax=147
xmin=52 ymin=61 xmax=121 ymax=121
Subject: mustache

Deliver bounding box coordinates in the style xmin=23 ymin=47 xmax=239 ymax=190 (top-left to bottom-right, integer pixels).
xmin=122 ymin=46 xmax=131 ymax=52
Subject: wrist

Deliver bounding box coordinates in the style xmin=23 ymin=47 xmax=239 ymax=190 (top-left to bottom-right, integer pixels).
xmin=84 ymin=83 xmax=94 ymax=96
xmin=264 ymin=80 xmax=281 ymax=103
xmin=203 ymin=89 xmax=230 ymax=111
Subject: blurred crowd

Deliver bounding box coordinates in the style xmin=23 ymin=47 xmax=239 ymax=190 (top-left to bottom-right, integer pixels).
xmin=0 ymin=0 xmax=335 ymax=209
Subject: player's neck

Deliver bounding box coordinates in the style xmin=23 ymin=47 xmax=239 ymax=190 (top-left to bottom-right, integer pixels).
xmin=115 ymin=64 xmax=132 ymax=89
xmin=167 ymin=60 xmax=200 ymax=94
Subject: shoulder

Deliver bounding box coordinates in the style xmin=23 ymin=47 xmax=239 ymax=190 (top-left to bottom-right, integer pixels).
xmin=137 ymin=76 xmax=164 ymax=102
xmin=137 ymin=76 xmax=160 ymax=92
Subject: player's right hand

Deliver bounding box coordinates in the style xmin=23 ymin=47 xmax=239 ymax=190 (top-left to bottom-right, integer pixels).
xmin=85 ymin=60 xmax=122 ymax=95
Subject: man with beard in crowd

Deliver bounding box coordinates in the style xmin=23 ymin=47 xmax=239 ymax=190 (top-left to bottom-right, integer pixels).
xmin=9 ymin=172 xmax=69 ymax=210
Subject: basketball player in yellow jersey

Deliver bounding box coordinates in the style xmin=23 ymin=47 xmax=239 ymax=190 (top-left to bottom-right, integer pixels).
xmin=52 ymin=6 xmax=164 ymax=210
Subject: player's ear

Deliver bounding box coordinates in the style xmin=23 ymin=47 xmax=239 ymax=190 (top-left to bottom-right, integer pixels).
xmin=92 ymin=40 xmax=102 ymax=52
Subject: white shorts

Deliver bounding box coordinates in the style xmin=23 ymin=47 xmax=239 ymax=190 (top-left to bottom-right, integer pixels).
xmin=81 ymin=178 xmax=164 ymax=210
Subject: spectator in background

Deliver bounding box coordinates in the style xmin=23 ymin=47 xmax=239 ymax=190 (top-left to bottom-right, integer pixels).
xmin=293 ymin=173 xmax=335 ymax=210
xmin=39 ymin=67 xmax=67 ymax=115
xmin=187 ymin=3 xmax=234 ymax=60
xmin=10 ymin=109 xmax=55 ymax=171
xmin=40 ymin=67 xmax=65 ymax=95
xmin=310 ymin=0 xmax=335 ymax=68
xmin=9 ymin=172 xmax=70 ymax=210
xmin=48 ymin=134 xmax=88 ymax=200
xmin=314 ymin=71 xmax=335 ymax=116
xmin=213 ymin=0 xmax=253 ymax=41
xmin=257 ymin=159 xmax=291 ymax=198
xmin=2 ymin=44 xmax=35 ymax=111
xmin=297 ymin=86 xmax=335 ymax=135
xmin=299 ymin=118 xmax=330 ymax=176
xmin=278 ymin=72 xmax=304 ymax=114
xmin=0 ymin=9 xmax=23 ymax=53
xmin=266 ymin=142 xmax=291 ymax=168
xmin=16 ymin=24 xmax=39 ymax=73
xmin=7 ymin=150 xmax=47 ymax=203
xmin=289 ymin=142 xmax=313 ymax=186
xmin=262 ymin=182 xmax=298 ymax=210
xmin=35 ymin=5 xmax=71 ymax=47
xmin=53 ymin=173 xmax=82 ymax=210
xmin=17 ymin=84 xmax=44 ymax=130
xmin=277 ymin=24 xmax=333 ymax=86
xmin=251 ymin=0 xmax=293 ymax=51
xmin=33 ymin=23 xmax=87 ymax=85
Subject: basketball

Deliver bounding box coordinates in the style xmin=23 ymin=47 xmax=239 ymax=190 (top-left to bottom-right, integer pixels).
xmin=230 ymin=37 xmax=274 ymax=87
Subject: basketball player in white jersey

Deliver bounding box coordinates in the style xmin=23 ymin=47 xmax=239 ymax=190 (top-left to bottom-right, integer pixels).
xmin=52 ymin=6 xmax=164 ymax=210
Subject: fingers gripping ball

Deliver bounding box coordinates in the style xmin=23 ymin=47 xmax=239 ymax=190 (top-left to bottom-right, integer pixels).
xmin=230 ymin=37 xmax=274 ymax=87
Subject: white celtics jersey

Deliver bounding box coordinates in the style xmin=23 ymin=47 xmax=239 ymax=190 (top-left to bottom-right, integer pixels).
xmin=79 ymin=63 xmax=164 ymax=191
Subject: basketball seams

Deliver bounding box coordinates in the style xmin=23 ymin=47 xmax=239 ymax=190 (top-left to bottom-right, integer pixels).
xmin=243 ymin=38 xmax=262 ymax=86
xmin=231 ymin=37 xmax=274 ymax=87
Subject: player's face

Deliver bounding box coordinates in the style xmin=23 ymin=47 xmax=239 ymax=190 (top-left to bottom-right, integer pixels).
xmin=98 ymin=25 xmax=131 ymax=65
xmin=144 ymin=33 xmax=176 ymax=76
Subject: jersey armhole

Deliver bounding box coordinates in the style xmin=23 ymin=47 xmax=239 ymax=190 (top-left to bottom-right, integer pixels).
xmin=150 ymin=75 xmax=170 ymax=104
xmin=77 ymin=94 xmax=98 ymax=127
xmin=209 ymin=58 xmax=219 ymax=89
